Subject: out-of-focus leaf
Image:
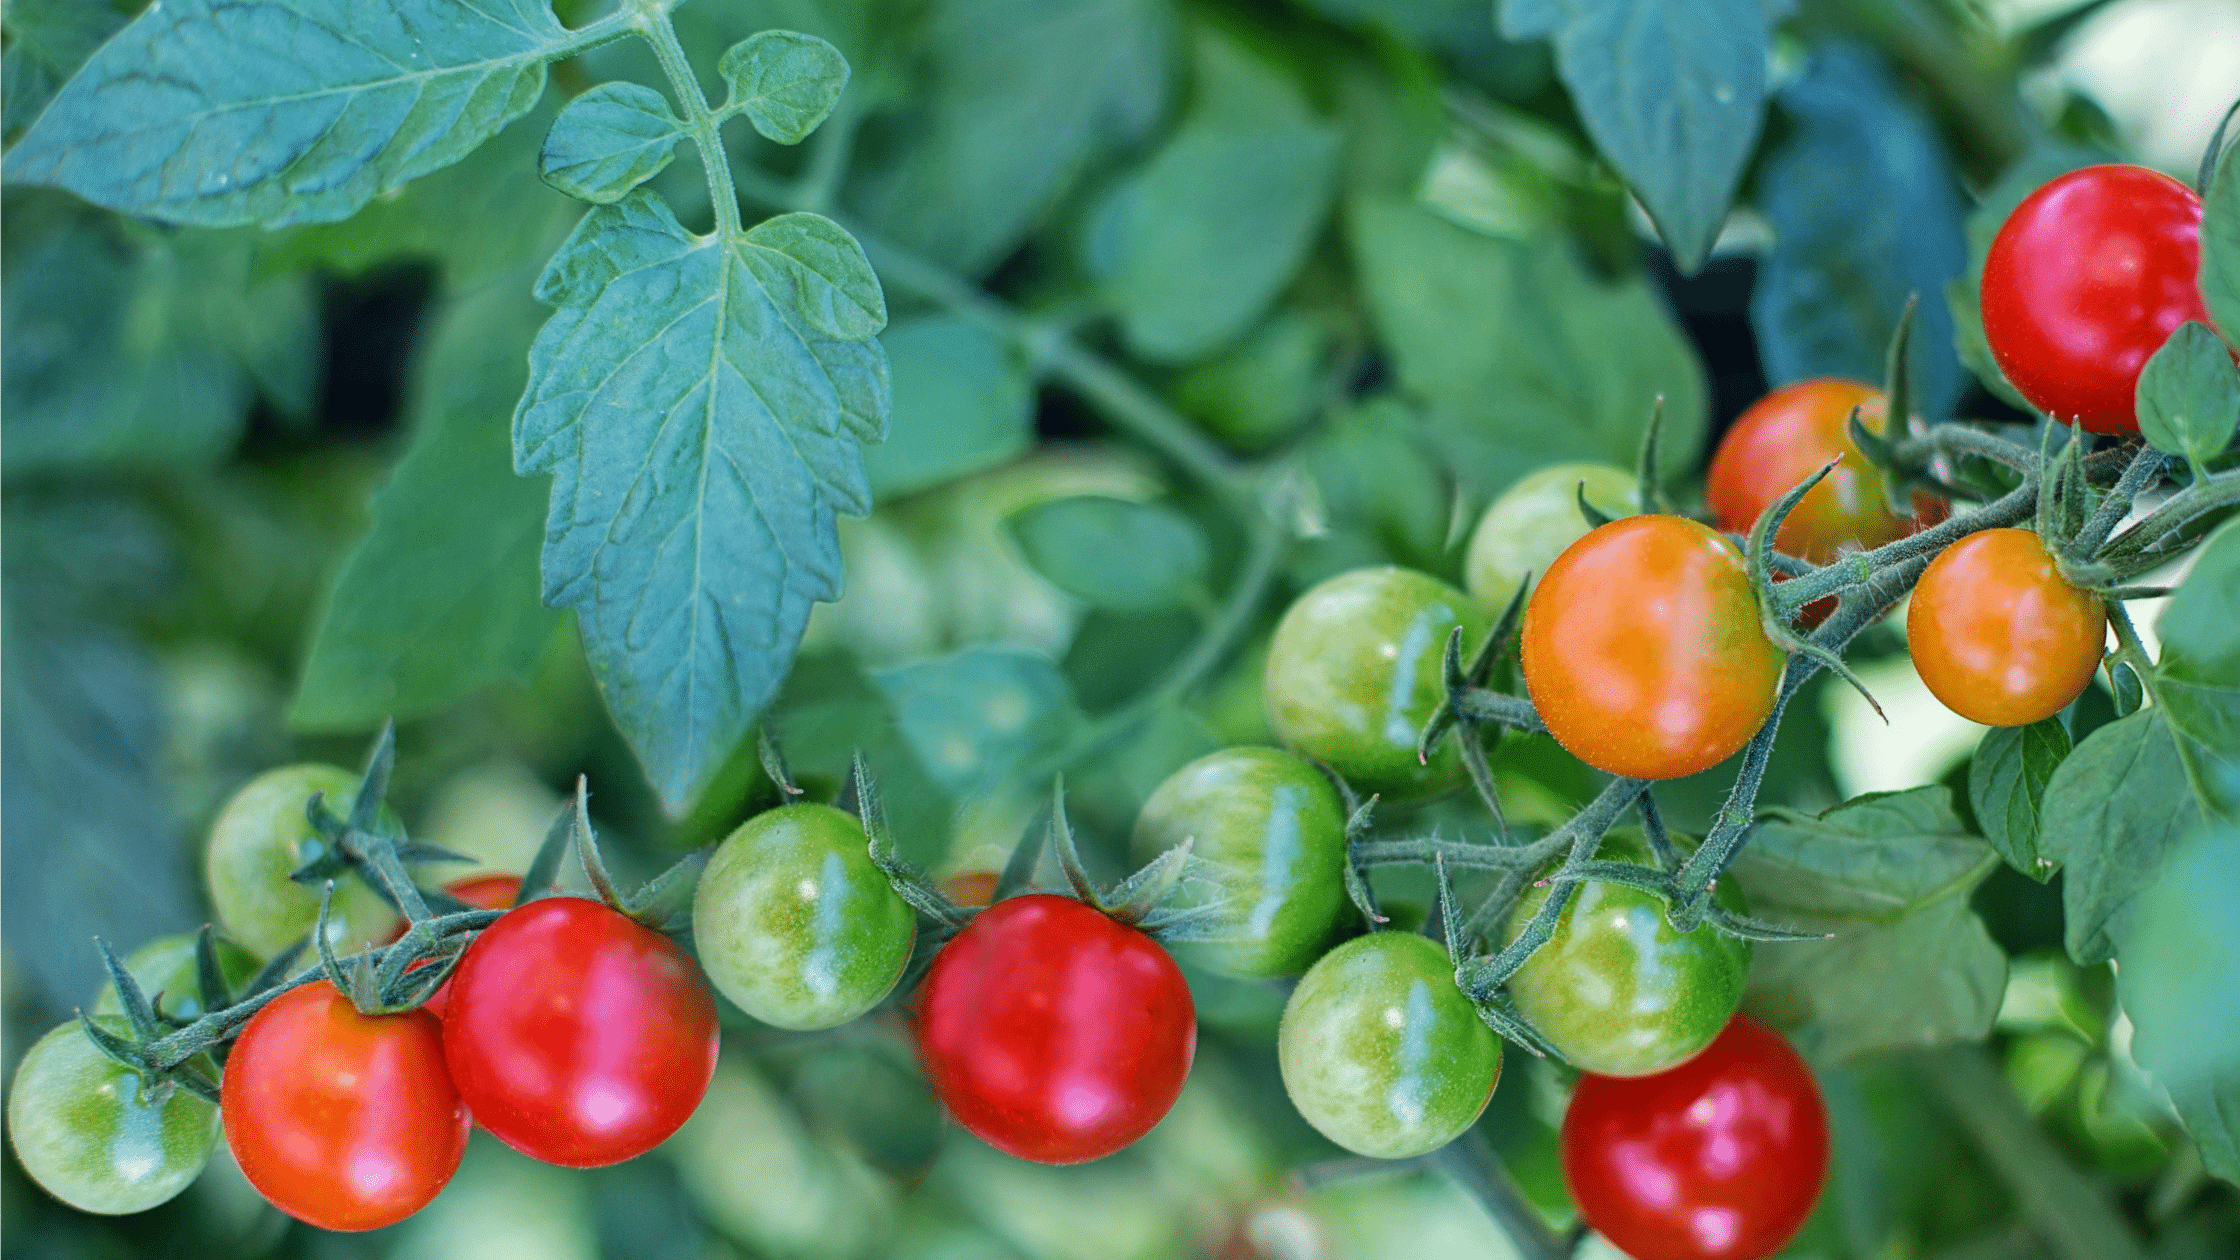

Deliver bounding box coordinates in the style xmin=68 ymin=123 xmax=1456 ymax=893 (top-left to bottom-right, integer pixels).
xmin=1291 ymin=395 xmax=1450 ymax=583
xmin=1948 ymin=144 xmax=2102 ymax=411
xmin=1005 ymin=497 xmax=1209 ymax=612
xmin=1173 ymin=310 xmax=1331 ymax=452
xmin=771 ymin=654 xmax=954 ymax=864
xmin=1752 ymin=43 xmax=1969 ymax=420
xmin=2203 ymin=134 xmax=2240 ymax=342
xmin=2114 ymin=824 xmax=2240 ymax=1183
xmin=1734 ymin=788 xmax=1997 ymax=917
xmin=2136 ymin=322 xmax=2240 ymax=466
xmin=2039 ymin=708 xmax=2202 ymax=965
xmin=1500 ymin=0 xmax=1767 ymax=274
xmin=1089 ymin=29 xmax=1339 ymax=362
xmin=872 ymin=645 xmax=1081 ymax=798
xmin=1347 ymin=192 xmax=1706 ymax=494
xmin=5 ymin=0 xmax=572 ymax=227
xmin=539 ymin=83 xmax=685 ymax=205
xmin=719 ymin=29 xmax=850 ymax=146
xmin=861 ymin=315 xmax=1032 ymax=500
xmin=513 ymin=190 xmax=889 ymax=812
xmin=847 ymin=0 xmax=1169 ymax=277
xmin=1968 ymin=719 xmax=2070 ymax=881
xmin=1 ymin=0 xmax=125 ymax=142
xmin=2156 ymin=521 xmax=2240 ymax=822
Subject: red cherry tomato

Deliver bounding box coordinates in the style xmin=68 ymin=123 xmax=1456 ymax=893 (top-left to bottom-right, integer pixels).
xmin=1907 ymin=528 xmax=2107 ymax=726
xmin=1562 ymin=1016 xmax=1830 ymax=1260
xmin=221 ymin=981 xmax=467 ymax=1231
xmin=918 ymin=894 xmax=1196 ymax=1164
xmin=1521 ymin=516 xmax=1786 ymax=780
xmin=1981 ymin=164 xmax=2209 ymax=434
xmin=441 ymin=897 xmax=719 ymax=1167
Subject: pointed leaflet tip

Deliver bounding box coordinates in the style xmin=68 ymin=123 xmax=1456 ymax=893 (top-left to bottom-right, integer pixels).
xmin=193 ymin=924 xmax=233 ymax=1015
xmin=758 ymin=728 xmax=804 ymax=797
xmin=1046 ymin=776 xmax=1101 ymax=909
xmin=95 ymin=937 xmax=159 ymax=1041
xmin=521 ymin=791 xmax=577 ymax=904
xmin=573 ymin=777 xmax=625 ymax=912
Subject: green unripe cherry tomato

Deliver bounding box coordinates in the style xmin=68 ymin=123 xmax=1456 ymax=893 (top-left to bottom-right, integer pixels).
xmin=6 ymin=1020 xmax=219 ymax=1214
xmin=693 ymin=803 xmax=916 ymax=1031
xmin=93 ymin=933 xmax=262 ymax=1023
xmin=1263 ymin=567 xmax=1489 ymax=801
xmin=1504 ymin=829 xmax=1751 ymax=1076
xmin=1278 ymin=931 xmax=1501 ymax=1159
xmin=205 ymin=765 xmax=399 ymax=959
xmin=1464 ymin=463 xmax=1639 ymax=617
xmin=1131 ymin=747 xmax=1348 ymax=978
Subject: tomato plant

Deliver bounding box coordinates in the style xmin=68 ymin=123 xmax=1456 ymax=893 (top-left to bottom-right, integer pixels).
xmin=1562 ymin=1017 xmax=1830 ymax=1260
xmin=203 ymin=765 xmax=399 ymax=958
xmin=7 ymin=1020 xmax=218 ymax=1215
xmin=917 ymin=894 xmax=1195 ymax=1164
xmin=1907 ymin=528 xmax=2108 ymax=726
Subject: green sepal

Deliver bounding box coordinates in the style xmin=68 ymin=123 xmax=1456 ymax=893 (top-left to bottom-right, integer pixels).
xmin=1106 ymin=837 xmax=1197 ymax=928
xmin=1874 ymin=294 xmax=1920 ymax=515
xmin=758 ymin=728 xmax=804 ymax=798
xmin=1573 ymin=480 xmax=1615 ymax=529
xmin=1637 ymin=394 xmax=1673 ymax=514
xmin=1340 ymin=796 xmax=1387 ymax=926
xmin=1750 ymin=457 xmax=1885 ymax=718
xmin=570 ymin=775 xmax=720 ymax=932
xmin=1047 ymin=776 xmax=1100 ymax=908
xmin=94 ymin=937 xmax=161 ymax=1041
xmin=993 ymin=802 xmax=1048 ymax=902
xmin=2198 ymin=96 xmax=2240 ymax=196
xmin=193 ymin=925 xmax=234 ymax=1016
xmin=391 ymin=841 xmax=476 ymax=865
xmin=346 ymin=720 xmax=399 ymax=837
xmin=520 ymin=794 xmax=576 ymax=904
xmin=859 ymin=753 xmax=975 ymax=930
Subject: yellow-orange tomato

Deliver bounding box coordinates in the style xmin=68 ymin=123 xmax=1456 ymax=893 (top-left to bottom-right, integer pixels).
xmin=1521 ymin=516 xmax=1785 ymax=780
xmin=1907 ymin=529 xmax=2106 ymax=726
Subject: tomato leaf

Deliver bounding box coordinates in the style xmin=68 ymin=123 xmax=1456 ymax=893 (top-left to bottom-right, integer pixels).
xmin=872 ymin=646 xmax=1081 ymax=798
xmin=2155 ymin=520 xmax=2240 ymax=822
xmin=1087 ymin=29 xmax=1340 ymax=363
xmin=1746 ymin=894 xmax=2006 ymax=1063
xmin=5 ymin=0 xmax=571 ymax=227
xmin=0 ymin=0 xmax=124 ymax=143
xmin=2136 ymin=322 xmax=2240 ymax=468
xmin=2202 ymin=134 xmax=2240 ymax=344
xmin=1499 ymin=0 xmax=1768 ymax=274
xmin=2113 ymin=824 xmax=2240 ymax=1184
xmin=1730 ymin=787 xmax=1997 ymax=919
xmin=1347 ymin=193 xmax=1707 ymax=494
xmin=1966 ymin=719 xmax=2070 ymax=882
xmin=862 ymin=316 xmax=1034 ymax=500
xmin=538 ymin=83 xmax=685 ymax=206
xmin=514 ymin=190 xmax=890 ymax=812
xmin=718 ymin=30 xmax=850 ymax=146
xmin=1005 ymin=497 xmax=1210 ymax=613
xmin=1753 ymin=43 xmax=1970 ymax=421
xmin=2039 ymin=708 xmax=2203 ymax=965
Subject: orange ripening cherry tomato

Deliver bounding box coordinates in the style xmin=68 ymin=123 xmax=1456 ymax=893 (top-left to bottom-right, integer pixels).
xmin=220 ymin=981 xmax=467 ymax=1231
xmin=1981 ymin=164 xmax=2209 ymax=435
xmin=1521 ymin=516 xmax=1785 ymax=780
xmin=1907 ymin=528 xmax=2106 ymax=726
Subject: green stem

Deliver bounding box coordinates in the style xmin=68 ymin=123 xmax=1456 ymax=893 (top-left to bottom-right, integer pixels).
xmin=1432 ymin=1130 xmax=1569 ymax=1260
xmin=639 ymin=9 xmax=741 ymax=237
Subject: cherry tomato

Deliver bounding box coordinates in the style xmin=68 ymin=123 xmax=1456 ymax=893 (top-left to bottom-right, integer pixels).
xmin=1465 ymin=462 xmax=1640 ymax=618
xmin=938 ymin=870 xmax=1002 ymax=908
xmin=204 ymin=765 xmax=399 ymax=959
xmin=93 ymin=932 xmax=261 ymax=1023
xmin=441 ymin=896 xmax=719 ymax=1166
xmin=1522 ymin=516 xmax=1785 ymax=780
xmin=1706 ymin=379 xmax=1947 ymax=567
xmin=1981 ymin=164 xmax=2209 ymax=434
xmin=1506 ymin=830 xmax=1751 ymax=1076
xmin=1907 ymin=528 xmax=2107 ymax=726
xmin=917 ymin=894 xmax=1195 ymax=1164
xmin=1277 ymin=931 xmax=1500 ymax=1159
xmin=1563 ymin=1016 xmax=1830 ymax=1260
xmin=1264 ymin=567 xmax=1490 ymax=800
xmin=221 ymin=981 xmax=466 ymax=1231
xmin=7 ymin=1020 xmax=218 ymax=1215
xmin=693 ymin=803 xmax=915 ymax=1031
xmin=1131 ymin=747 xmax=1348 ymax=979
xmin=385 ymin=874 xmax=524 ymax=1018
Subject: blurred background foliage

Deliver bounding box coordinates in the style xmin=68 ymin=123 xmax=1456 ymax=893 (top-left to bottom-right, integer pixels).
xmin=4 ymin=0 xmax=2240 ymax=1258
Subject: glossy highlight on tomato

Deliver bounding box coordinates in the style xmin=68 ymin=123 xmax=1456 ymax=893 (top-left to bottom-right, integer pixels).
xmin=441 ymin=896 xmax=719 ymax=1167
xmin=1980 ymin=164 xmax=2209 ymax=434
xmin=1131 ymin=746 xmax=1348 ymax=979
xmin=1264 ymin=566 xmax=1489 ymax=800
xmin=1706 ymin=379 xmax=1947 ymax=566
xmin=1907 ymin=528 xmax=2106 ymax=726
xmin=8 ymin=1020 xmax=218 ymax=1216
xmin=1522 ymin=516 xmax=1785 ymax=780
xmin=1563 ymin=1016 xmax=1830 ymax=1260
xmin=917 ymin=894 xmax=1195 ymax=1164
xmin=221 ymin=982 xmax=466 ymax=1231
xmin=1277 ymin=931 xmax=1499 ymax=1159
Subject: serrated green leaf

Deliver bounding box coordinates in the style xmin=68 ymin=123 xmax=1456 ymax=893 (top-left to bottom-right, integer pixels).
xmin=1005 ymin=496 xmax=1209 ymax=612
xmin=2204 ymin=136 xmax=2240 ymax=342
xmin=2136 ymin=321 xmax=2240 ymax=466
xmin=1 ymin=0 xmax=124 ymax=143
xmin=539 ymin=82 xmax=684 ymax=205
xmin=2040 ymin=708 xmax=2203 ymax=965
xmin=5 ymin=0 xmax=571 ymax=228
xmin=1753 ymin=44 xmax=1969 ymax=420
xmin=1967 ymin=719 xmax=2070 ymax=881
xmin=2113 ymin=824 xmax=2240 ymax=1183
xmin=1745 ymin=893 xmax=2006 ymax=1063
xmin=862 ymin=316 xmax=1033 ymax=500
xmin=2156 ymin=520 xmax=2240 ymax=821
xmin=1511 ymin=0 xmax=1767 ymax=273
xmin=872 ymin=645 xmax=1082 ymax=797
xmin=1089 ymin=30 xmax=1339 ymax=362
xmin=718 ymin=29 xmax=850 ymax=146
xmin=513 ymin=190 xmax=889 ymax=812
xmin=1347 ymin=192 xmax=1706 ymax=494
xmin=1728 ymin=787 xmax=1997 ymax=919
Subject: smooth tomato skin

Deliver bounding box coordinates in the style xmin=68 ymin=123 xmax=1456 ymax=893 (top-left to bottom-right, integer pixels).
xmin=205 ymin=765 xmax=399 ymax=959
xmin=221 ymin=982 xmax=466 ymax=1231
xmin=1706 ymin=380 xmax=1948 ymax=566
xmin=1522 ymin=517 xmax=1785 ymax=780
xmin=93 ymin=932 xmax=261 ymax=1023
xmin=1465 ymin=462 xmax=1640 ymax=618
xmin=1278 ymin=931 xmax=1500 ymax=1160
xmin=1563 ymin=1016 xmax=1830 ymax=1260
xmin=1981 ymin=164 xmax=2209 ymax=434
xmin=1130 ymin=747 xmax=1348 ymax=979
xmin=1907 ymin=528 xmax=2107 ymax=726
xmin=442 ymin=897 xmax=719 ymax=1167
xmin=7 ymin=1020 xmax=218 ymax=1215
xmin=693 ymin=803 xmax=915 ymax=1031
xmin=1265 ymin=567 xmax=1490 ymax=800
xmin=1506 ymin=830 xmax=1751 ymax=1077
xmin=918 ymin=894 xmax=1196 ymax=1164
